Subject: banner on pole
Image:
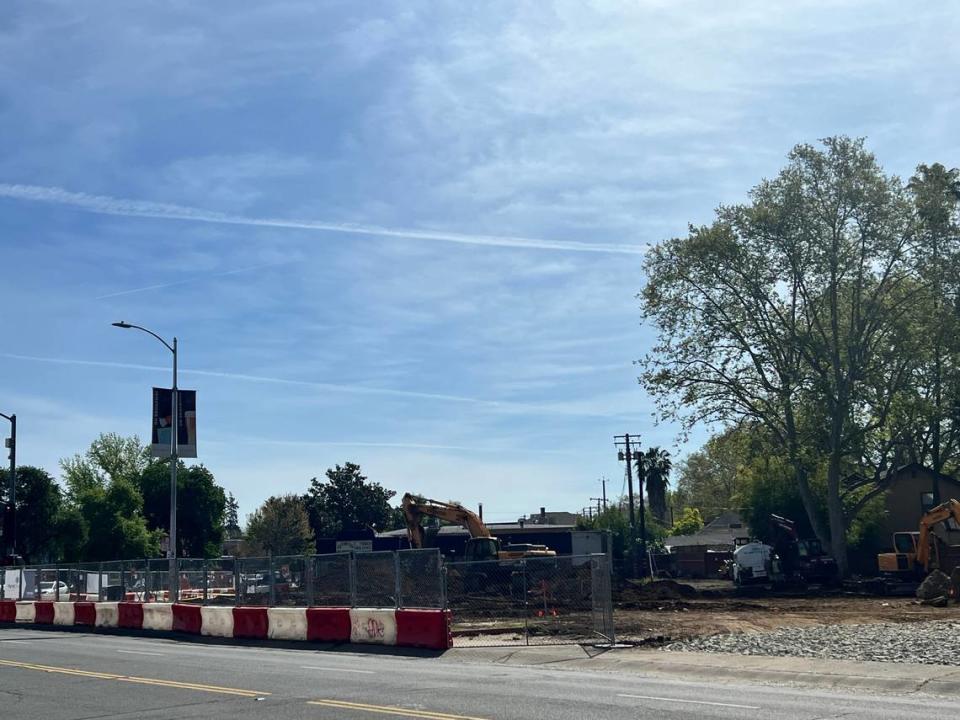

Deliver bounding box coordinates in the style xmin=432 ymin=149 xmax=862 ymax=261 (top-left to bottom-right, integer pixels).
xmin=151 ymin=388 xmax=197 ymax=458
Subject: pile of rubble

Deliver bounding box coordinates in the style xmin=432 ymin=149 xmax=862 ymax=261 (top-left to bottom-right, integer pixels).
xmin=664 ymin=620 xmax=960 ymax=665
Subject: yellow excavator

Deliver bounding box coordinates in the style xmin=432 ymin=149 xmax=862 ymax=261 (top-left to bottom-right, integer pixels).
xmin=877 ymin=499 xmax=960 ymax=578
xmin=401 ymin=493 xmax=556 ymax=561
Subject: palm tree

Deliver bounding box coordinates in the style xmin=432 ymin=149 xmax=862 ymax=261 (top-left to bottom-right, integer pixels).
xmin=635 ymin=447 xmax=672 ymax=524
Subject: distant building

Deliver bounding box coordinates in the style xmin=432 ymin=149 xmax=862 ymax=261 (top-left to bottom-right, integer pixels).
xmin=664 ymin=510 xmax=749 ymax=578
xmin=873 ymin=463 xmax=960 ymax=541
xmin=517 ymin=507 xmax=579 ymax=526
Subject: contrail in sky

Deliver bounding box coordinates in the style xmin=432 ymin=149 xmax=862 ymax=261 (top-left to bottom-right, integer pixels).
xmin=94 ymin=259 xmax=295 ymax=299
xmin=0 ymin=183 xmax=647 ymax=255
xmin=0 ymin=352 xmax=636 ymax=419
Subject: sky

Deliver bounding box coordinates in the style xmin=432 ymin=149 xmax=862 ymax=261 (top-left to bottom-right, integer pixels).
xmin=1 ymin=1 xmax=958 ymax=524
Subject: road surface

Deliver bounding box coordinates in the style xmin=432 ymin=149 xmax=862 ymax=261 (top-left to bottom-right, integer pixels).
xmin=0 ymin=627 xmax=944 ymax=719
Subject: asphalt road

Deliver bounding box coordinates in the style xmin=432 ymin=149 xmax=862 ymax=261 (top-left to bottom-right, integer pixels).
xmin=0 ymin=627 xmax=945 ymax=720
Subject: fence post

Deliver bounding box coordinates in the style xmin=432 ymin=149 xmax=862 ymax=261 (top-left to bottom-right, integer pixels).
xmin=76 ymin=562 xmax=81 ymax=602
xmin=394 ymin=551 xmax=402 ymax=609
xmin=145 ymin=560 xmax=152 ymax=603
xmin=522 ymin=560 xmax=529 ymax=646
xmin=268 ymin=554 xmax=276 ymax=607
xmin=202 ymin=562 xmax=208 ymax=605
xmin=97 ymin=562 xmax=104 ymax=602
xmin=440 ymin=563 xmax=447 ymax=610
xmin=55 ymin=565 xmax=61 ymax=601
xmin=349 ymin=553 xmax=357 ymax=608
xmin=305 ymin=555 xmax=315 ymax=607
xmin=233 ymin=561 xmax=240 ymax=606
xmin=120 ymin=562 xmax=126 ymax=601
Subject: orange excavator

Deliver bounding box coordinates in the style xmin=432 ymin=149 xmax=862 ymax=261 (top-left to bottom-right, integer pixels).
xmin=401 ymin=493 xmax=555 ymax=562
xmin=877 ymin=499 xmax=960 ymax=578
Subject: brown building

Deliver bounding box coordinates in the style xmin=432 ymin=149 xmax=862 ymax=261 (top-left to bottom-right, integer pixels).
xmin=876 ymin=463 xmax=960 ymax=541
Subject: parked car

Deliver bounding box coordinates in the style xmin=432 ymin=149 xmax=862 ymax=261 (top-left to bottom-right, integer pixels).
xmin=39 ymin=581 xmax=71 ymax=599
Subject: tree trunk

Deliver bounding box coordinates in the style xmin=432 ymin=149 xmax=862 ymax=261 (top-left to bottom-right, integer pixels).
xmin=826 ymin=451 xmax=848 ymax=576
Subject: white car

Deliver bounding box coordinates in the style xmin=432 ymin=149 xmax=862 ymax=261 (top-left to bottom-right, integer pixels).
xmin=39 ymin=581 xmax=71 ymax=599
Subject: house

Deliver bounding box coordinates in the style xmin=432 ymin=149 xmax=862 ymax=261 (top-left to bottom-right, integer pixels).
xmin=664 ymin=510 xmax=749 ymax=578
xmin=875 ymin=463 xmax=960 ymax=541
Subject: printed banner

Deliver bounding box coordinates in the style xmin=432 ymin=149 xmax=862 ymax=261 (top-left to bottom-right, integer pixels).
xmin=151 ymin=388 xmax=197 ymax=458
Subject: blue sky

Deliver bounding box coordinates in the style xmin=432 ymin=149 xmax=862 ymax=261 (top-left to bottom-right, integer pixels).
xmin=1 ymin=2 xmax=958 ymax=524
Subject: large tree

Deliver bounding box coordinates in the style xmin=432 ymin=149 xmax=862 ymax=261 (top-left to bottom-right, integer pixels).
xmin=60 ymin=434 xmax=159 ymax=560
xmin=305 ymin=462 xmax=397 ymax=542
xmin=244 ymin=494 xmax=313 ymax=556
xmin=139 ymin=461 xmax=226 ymax=558
xmin=0 ymin=466 xmax=84 ymax=563
xmin=641 ymin=137 xmax=922 ymax=574
xmin=635 ymin=447 xmax=672 ymax=524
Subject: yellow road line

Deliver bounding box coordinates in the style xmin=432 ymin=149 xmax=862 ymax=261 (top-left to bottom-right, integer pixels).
xmin=308 ymin=698 xmax=489 ymax=720
xmin=0 ymin=658 xmax=269 ymax=698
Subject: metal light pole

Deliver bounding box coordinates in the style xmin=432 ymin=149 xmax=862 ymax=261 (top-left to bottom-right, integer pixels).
xmin=1 ymin=412 xmax=15 ymax=559
xmin=113 ymin=322 xmax=179 ymax=601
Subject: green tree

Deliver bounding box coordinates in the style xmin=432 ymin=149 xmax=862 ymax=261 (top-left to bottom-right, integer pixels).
xmin=225 ymin=492 xmax=242 ymax=539
xmin=139 ymin=461 xmax=226 ymax=558
xmin=0 ymin=466 xmax=81 ymax=562
xmin=60 ymin=434 xmax=159 ymax=560
xmin=244 ymin=494 xmax=313 ymax=556
xmin=641 ymin=137 xmax=921 ymax=575
xmin=670 ymin=507 xmax=704 ymax=536
xmin=306 ymin=462 xmax=397 ymax=541
xmin=674 ymin=427 xmax=751 ymax=522
xmin=636 ymin=447 xmax=672 ymax=524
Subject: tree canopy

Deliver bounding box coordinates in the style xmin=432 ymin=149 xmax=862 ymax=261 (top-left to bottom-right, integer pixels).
xmin=640 ymin=137 xmax=960 ymax=574
xmin=244 ymin=494 xmax=313 ymax=556
xmin=305 ymin=462 xmax=398 ymax=542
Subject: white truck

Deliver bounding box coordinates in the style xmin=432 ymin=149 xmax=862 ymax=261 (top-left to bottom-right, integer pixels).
xmin=732 ymin=541 xmax=775 ymax=585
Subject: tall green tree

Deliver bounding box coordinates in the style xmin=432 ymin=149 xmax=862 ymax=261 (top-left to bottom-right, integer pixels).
xmin=305 ymin=462 xmax=397 ymax=541
xmin=225 ymin=492 xmax=242 ymax=539
xmin=636 ymin=447 xmax=672 ymax=523
xmin=139 ymin=461 xmax=226 ymax=558
xmin=641 ymin=137 xmax=921 ymax=574
xmin=0 ymin=466 xmax=84 ymax=562
xmin=674 ymin=427 xmax=752 ymax=522
xmin=244 ymin=494 xmax=313 ymax=556
xmin=60 ymin=434 xmax=159 ymax=560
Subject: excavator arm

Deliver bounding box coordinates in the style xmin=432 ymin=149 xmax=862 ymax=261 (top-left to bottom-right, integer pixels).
xmin=916 ymin=499 xmax=960 ymax=571
xmin=401 ymin=493 xmax=491 ymax=549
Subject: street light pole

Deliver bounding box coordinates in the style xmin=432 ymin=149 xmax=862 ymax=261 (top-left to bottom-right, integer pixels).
xmin=112 ymin=322 xmax=179 ymax=601
xmin=1 ymin=412 xmax=15 ymax=559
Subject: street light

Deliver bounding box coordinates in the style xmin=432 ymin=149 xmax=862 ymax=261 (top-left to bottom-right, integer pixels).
xmin=1 ymin=411 xmax=15 ymax=560
xmin=113 ymin=321 xmax=179 ymax=601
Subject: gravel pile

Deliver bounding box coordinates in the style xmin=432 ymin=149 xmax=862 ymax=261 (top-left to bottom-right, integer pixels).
xmin=664 ymin=621 xmax=960 ymax=665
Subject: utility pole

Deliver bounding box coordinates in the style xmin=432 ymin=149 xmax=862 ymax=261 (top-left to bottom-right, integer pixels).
xmin=1 ymin=412 xmax=15 ymax=559
xmin=590 ymin=497 xmax=603 ymax=516
xmin=615 ymin=434 xmax=642 ymax=577
xmin=598 ymin=476 xmax=608 ymax=510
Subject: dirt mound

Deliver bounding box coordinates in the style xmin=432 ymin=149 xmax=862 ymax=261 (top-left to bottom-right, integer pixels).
xmin=630 ymin=579 xmax=699 ymax=600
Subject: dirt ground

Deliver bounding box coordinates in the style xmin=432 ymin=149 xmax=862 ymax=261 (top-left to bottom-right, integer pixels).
xmin=614 ymin=579 xmax=960 ymax=644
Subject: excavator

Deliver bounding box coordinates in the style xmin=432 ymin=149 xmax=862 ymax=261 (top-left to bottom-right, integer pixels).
xmin=768 ymin=514 xmax=839 ymax=586
xmin=877 ymin=499 xmax=960 ymax=579
xmin=401 ymin=493 xmax=556 ymax=561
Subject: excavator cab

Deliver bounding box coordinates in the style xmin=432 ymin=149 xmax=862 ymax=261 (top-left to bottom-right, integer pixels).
xmin=878 ymin=532 xmax=922 ymax=576
xmin=464 ymin=537 xmax=501 ymax=562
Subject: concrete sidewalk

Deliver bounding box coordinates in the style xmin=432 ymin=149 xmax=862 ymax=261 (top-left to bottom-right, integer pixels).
xmin=443 ymin=645 xmax=960 ymax=697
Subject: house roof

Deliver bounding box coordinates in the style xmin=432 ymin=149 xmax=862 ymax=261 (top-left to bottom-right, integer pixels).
xmin=665 ymin=510 xmax=748 ymax=548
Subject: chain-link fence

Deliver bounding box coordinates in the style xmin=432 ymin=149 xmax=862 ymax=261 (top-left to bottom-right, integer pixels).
xmin=1 ymin=550 xmax=615 ymax=647
xmin=0 ymin=548 xmax=445 ymax=610
xmin=445 ymin=554 xmax=614 ymax=646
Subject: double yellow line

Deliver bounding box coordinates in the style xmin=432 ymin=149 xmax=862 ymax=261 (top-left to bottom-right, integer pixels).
xmin=0 ymin=658 xmax=269 ymax=698
xmin=308 ymin=698 xmax=489 ymax=720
